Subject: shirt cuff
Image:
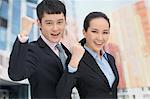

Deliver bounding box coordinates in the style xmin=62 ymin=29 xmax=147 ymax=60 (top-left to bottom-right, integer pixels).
xmin=68 ymin=65 xmax=77 ymax=73
xmin=18 ymin=34 xmax=29 ymax=43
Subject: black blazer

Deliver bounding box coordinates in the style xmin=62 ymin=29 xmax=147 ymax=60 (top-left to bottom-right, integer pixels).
xmin=8 ymin=37 xmax=71 ymax=99
xmin=56 ymin=38 xmax=119 ymax=99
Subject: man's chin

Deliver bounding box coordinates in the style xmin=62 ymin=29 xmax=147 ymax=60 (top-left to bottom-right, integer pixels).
xmin=51 ymin=39 xmax=61 ymax=43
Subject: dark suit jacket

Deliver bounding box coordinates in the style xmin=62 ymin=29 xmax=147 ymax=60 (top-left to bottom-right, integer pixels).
xmin=56 ymin=38 xmax=119 ymax=99
xmin=8 ymin=37 xmax=71 ymax=99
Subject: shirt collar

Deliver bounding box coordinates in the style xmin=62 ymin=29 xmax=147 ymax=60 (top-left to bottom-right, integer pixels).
xmin=40 ymin=33 xmax=59 ymax=50
xmin=84 ymin=45 xmax=107 ymax=59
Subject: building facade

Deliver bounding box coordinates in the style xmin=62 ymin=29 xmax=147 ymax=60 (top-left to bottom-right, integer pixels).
xmin=0 ymin=0 xmax=78 ymax=98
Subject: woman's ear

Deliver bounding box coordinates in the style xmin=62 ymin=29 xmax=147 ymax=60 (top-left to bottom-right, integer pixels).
xmin=83 ymin=29 xmax=86 ymax=37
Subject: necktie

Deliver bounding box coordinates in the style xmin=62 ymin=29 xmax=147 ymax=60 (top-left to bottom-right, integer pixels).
xmin=56 ymin=44 xmax=66 ymax=70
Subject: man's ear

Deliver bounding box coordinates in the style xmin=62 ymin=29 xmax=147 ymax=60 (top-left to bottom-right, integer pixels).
xmin=37 ymin=19 xmax=42 ymax=30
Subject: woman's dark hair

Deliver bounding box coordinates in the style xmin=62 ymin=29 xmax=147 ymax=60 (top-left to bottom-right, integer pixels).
xmin=83 ymin=12 xmax=110 ymax=31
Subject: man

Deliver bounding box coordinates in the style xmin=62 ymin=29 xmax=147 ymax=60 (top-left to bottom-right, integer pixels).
xmin=8 ymin=0 xmax=72 ymax=98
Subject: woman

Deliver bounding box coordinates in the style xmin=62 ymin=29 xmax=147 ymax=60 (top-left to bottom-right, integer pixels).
xmin=56 ymin=11 xmax=119 ymax=99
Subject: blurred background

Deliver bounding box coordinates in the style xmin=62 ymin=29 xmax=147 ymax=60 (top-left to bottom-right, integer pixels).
xmin=0 ymin=0 xmax=150 ymax=99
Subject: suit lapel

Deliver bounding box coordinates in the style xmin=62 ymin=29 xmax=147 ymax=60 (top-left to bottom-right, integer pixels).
xmin=107 ymin=54 xmax=118 ymax=78
xmin=37 ymin=37 xmax=55 ymax=56
xmin=107 ymin=53 xmax=119 ymax=87
xmin=37 ymin=38 xmax=71 ymax=72
xmin=82 ymin=51 xmax=109 ymax=86
xmin=37 ymin=37 xmax=64 ymax=72
xmin=79 ymin=38 xmax=119 ymax=88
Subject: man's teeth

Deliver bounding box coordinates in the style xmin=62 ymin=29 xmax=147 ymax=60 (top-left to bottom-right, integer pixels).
xmin=51 ymin=33 xmax=60 ymax=36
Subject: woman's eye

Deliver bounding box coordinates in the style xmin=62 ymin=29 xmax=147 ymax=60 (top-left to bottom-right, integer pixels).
xmin=103 ymin=32 xmax=109 ymax=34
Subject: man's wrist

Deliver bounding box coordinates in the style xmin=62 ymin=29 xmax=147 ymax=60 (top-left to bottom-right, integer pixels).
xmin=20 ymin=32 xmax=29 ymax=37
xmin=18 ymin=34 xmax=29 ymax=43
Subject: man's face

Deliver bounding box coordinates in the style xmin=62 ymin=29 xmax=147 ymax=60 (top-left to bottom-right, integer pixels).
xmin=39 ymin=13 xmax=66 ymax=43
xmin=83 ymin=17 xmax=110 ymax=53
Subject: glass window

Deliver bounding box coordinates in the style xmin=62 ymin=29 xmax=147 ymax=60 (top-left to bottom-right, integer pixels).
xmin=11 ymin=0 xmax=21 ymax=35
xmin=27 ymin=4 xmax=38 ymax=41
xmin=0 ymin=17 xmax=7 ymax=28
xmin=27 ymin=0 xmax=38 ymax=4
xmin=0 ymin=26 xmax=6 ymax=50
xmin=0 ymin=0 xmax=8 ymax=20
xmin=0 ymin=0 xmax=8 ymax=50
xmin=27 ymin=5 xmax=34 ymax=18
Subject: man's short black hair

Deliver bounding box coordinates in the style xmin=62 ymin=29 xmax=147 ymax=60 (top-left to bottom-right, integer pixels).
xmin=37 ymin=0 xmax=66 ymax=22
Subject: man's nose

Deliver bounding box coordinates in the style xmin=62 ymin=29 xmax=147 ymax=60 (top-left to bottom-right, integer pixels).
xmin=52 ymin=24 xmax=59 ymax=31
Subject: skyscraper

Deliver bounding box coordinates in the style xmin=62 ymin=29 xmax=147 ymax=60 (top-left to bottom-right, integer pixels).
xmin=0 ymin=0 xmax=38 ymax=98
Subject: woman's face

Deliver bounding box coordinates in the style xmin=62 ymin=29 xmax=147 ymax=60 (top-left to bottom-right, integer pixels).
xmin=83 ymin=17 xmax=110 ymax=53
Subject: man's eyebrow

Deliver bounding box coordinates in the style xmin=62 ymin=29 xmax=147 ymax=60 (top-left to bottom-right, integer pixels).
xmin=44 ymin=19 xmax=64 ymax=22
xmin=44 ymin=20 xmax=52 ymax=22
xmin=57 ymin=19 xmax=64 ymax=21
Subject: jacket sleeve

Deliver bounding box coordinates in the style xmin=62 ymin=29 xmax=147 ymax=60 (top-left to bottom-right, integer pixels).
xmin=8 ymin=37 xmax=37 ymax=81
xmin=56 ymin=70 xmax=78 ymax=99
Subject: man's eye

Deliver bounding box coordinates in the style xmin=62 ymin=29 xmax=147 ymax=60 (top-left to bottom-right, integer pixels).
xmin=47 ymin=22 xmax=53 ymax=24
xmin=91 ymin=31 xmax=98 ymax=33
xmin=57 ymin=21 xmax=63 ymax=24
